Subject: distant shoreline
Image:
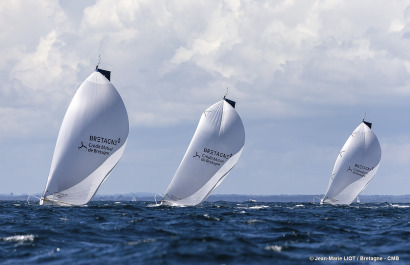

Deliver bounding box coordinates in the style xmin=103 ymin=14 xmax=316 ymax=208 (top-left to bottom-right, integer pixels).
xmin=2 ymin=193 xmax=410 ymax=203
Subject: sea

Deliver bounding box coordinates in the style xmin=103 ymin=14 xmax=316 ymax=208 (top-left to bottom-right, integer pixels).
xmin=0 ymin=201 xmax=408 ymax=265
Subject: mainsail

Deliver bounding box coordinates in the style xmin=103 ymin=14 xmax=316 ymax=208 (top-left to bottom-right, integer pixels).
xmin=162 ymin=97 xmax=245 ymax=206
xmin=40 ymin=67 xmax=129 ymax=205
xmin=322 ymin=120 xmax=381 ymax=205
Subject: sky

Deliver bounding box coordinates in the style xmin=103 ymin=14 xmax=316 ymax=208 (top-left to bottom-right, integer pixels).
xmin=1 ymin=0 xmax=410 ymax=196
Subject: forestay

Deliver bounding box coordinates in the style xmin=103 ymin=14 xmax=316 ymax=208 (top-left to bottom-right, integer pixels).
xmin=40 ymin=68 xmax=129 ymax=206
xmin=322 ymin=121 xmax=381 ymax=205
xmin=162 ymin=97 xmax=245 ymax=206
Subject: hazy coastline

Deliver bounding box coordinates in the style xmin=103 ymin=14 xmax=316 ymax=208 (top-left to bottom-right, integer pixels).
xmin=3 ymin=193 xmax=410 ymax=203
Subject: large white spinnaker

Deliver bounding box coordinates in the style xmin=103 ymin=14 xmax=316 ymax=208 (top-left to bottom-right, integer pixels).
xmin=322 ymin=120 xmax=381 ymax=205
xmin=40 ymin=68 xmax=129 ymax=205
xmin=162 ymin=97 xmax=245 ymax=206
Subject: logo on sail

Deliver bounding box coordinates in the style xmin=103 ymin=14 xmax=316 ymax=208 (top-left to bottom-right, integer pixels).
xmin=192 ymin=148 xmax=233 ymax=166
xmin=78 ymin=141 xmax=88 ymax=152
xmin=348 ymin=163 xmax=375 ymax=177
xmin=77 ymin=136 xmax=119 ymax=156
xmin=89 ymin=135 xmax=121 ymax=146
xmin=203 ymin=148 xmax=232 ymax=159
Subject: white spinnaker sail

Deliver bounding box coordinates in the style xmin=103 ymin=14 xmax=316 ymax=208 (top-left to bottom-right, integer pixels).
xmin=162 ymin=98 xmax=245 ymax=206
xmin=322 ymin=121 xmax=381 ymax=205
xmin=40 ymin=69 xmax=129 ymax=205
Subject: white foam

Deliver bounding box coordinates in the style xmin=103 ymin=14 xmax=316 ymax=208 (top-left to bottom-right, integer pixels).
xmin=250 ymin=205 xmax=269 ymax=209
xmin=390 ymin=204 xmax=410 ymax=208
xmin=245 ymin=219 xmax=260 ymax=224
xmin=237 ymin=205 xmax=269 ymax=210
xmin=288 ymin=204 xmax=305 ymax=209
xmin=2 ymin=234 xmax=36 ymax=244
xmin=265 ymin=245 xmax=282 ymax=252
xmin=146 ymin=203 xmax=161 ymax=208
xmin=128 ymin=238 xmax=157 ymax=246
xmin=203 ymin=214 xmax=221 ymax=221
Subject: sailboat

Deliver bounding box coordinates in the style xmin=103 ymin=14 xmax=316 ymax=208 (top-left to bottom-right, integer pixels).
xmin=161 ymin=96 xmax=245 ymax=206
xmin=321 ymin=120 xmax=381 ymax=205
xmin=40 ymin=65 xmax=129 ymax=206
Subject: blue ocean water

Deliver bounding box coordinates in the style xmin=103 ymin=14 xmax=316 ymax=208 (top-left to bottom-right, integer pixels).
xmin=0 ymin=201 xmax=409 ymax=265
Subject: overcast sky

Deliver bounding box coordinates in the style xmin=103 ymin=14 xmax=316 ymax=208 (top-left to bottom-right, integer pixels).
xmin=1 ymin=0 xmax=410 ymax=196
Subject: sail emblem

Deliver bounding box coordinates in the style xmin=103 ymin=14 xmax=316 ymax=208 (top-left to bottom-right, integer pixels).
xmin=78 ymin=142 xmax=87 ymax=151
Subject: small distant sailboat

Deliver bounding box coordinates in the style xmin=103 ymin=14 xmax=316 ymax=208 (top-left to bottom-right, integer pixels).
xmin=321 ymin=120 xmax=381 ymax=205
xmin=161 ymin=95 xmax=245 ymax=206
xmin=40 ymin=65 xmax=129 ymax=206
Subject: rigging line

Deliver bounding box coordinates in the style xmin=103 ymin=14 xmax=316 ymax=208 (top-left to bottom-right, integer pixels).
xmin=312 ymin=196 xmax=322 ymax=203
xmin=154 ymin=193 xmax=163 ymax=205
xmin=96 ymin=54 xmax=101 ymax=69
xmin=224 ymin=87 xmax=229 ymax=98
xmin=26 ymin=194 xmax=41 ymax=205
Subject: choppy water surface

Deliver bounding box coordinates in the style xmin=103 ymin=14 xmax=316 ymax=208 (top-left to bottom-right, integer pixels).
xmin=0 ymin=201 xmax=409 ymax=264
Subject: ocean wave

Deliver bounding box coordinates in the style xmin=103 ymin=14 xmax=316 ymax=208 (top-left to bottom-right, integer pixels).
xmin=236 ymin=205 xmax=269 ymax=210
xmin=1 ymin=234 xmax=36 ymax=245
xmin=389 ymin=204 xmax=410 ymax=208
xmin=0 ymin=201 xmax=408 ymax=265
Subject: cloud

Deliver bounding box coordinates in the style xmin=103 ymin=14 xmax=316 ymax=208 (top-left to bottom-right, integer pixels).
xmin=12 ymin=31 xmax=63 ymax=90
xmin=163 ymin=0 xmax=410 ymax=121
xmin=3 ymin=0 xmax=410 ymax=135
